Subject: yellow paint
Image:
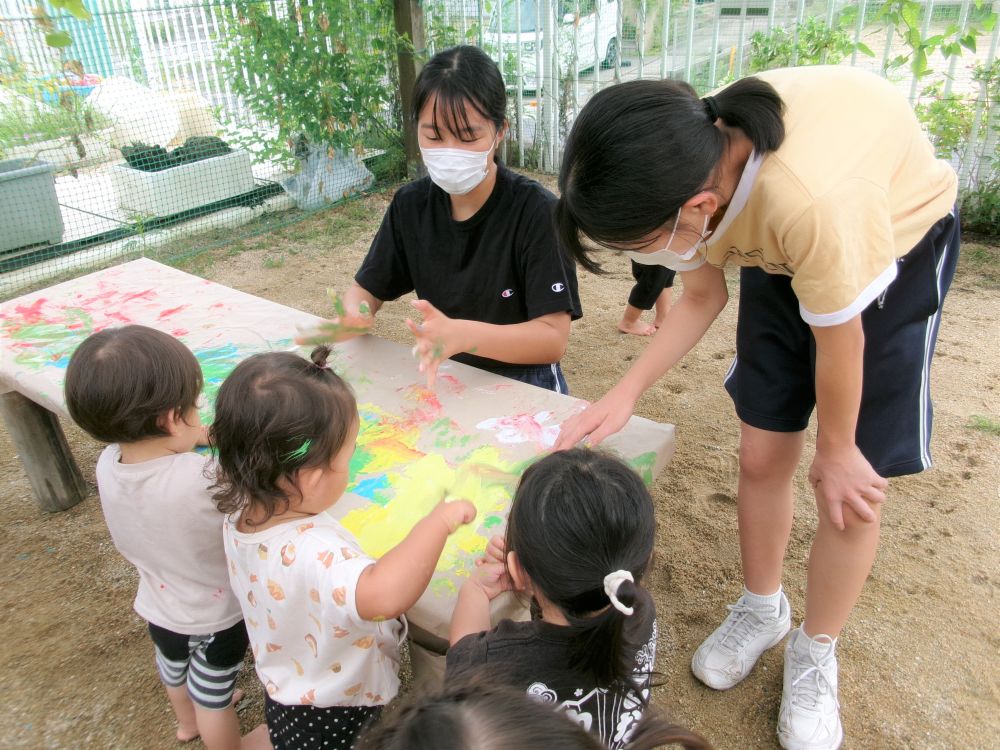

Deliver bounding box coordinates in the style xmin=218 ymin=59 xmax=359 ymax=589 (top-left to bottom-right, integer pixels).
xmin=341 ymin=446 xmax=520 ymax=575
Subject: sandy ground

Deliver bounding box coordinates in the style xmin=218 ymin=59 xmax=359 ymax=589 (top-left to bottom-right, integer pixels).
xmin=2 ymin=176 xmax=998 ymax=749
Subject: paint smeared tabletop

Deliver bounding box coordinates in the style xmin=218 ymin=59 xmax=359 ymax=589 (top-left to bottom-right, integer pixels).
xmin=0 ymin=258 xmax=675 ymax=639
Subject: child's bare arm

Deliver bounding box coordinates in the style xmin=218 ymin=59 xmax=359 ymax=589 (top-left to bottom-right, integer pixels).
xmin=449 ymin=561 xmax=510 ymax=645
xmin=355 ymin=499 xmax=476 ymax=621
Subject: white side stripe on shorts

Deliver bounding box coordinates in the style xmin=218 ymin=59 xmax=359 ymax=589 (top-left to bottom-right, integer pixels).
xmin=918 ymin=239 xmax=951 ymax=469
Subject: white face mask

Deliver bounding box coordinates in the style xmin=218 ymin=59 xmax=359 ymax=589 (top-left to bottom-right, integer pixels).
xmin=624 ymin=207 xmax=711 ymax=271
xmin=421 ymin=135 xmax=498 ymax=195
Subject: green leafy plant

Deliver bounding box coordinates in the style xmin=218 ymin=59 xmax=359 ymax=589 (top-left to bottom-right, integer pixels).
xmin=218 ymin=0 xmax=400 ymax=168
xmin=0 ymin=0 xmax=106 ymax=167
xmin=960 ymin=179 xmax=1000 ymax=238
xmin=748 ymin=12 xmax=873 ymax=73
xmin=877 ymin=0 xmax=997 ymax=79
xmin=915 ymin=82 xmax=975 ymax=161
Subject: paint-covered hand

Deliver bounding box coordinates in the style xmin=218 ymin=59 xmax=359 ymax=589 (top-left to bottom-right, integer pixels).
xmin=431 ymin=498 xmax=477 ymax=534
xmin=553 ymin=389 xmax=637 ymax=450
xmin=406 ymin=299 xmax=464 ymax=389
xmin=295 ymin=291 xmax=373 ymax=345
xmin=808 ymin=445 xmax=887 ymax=530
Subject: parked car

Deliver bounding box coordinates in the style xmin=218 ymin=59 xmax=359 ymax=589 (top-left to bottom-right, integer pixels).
xmin=487 ymin=0 xmax=620 ymax=91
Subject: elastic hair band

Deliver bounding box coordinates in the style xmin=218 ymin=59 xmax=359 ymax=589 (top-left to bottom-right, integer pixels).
xmin=702 ymin=95 xmax=721 ymax=123
xmin=603 ymin=570 xmax=635 ymax=616
xmin=283 ymin=438 xmax=312 ymax=463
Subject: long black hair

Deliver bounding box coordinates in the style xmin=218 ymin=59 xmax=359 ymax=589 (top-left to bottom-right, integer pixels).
xmin=210 ymin=345 xmax=356 ymax=525
xmin=557 ymin=76 xmax=785 ymax=273
xmin=412 ymin=45 xmax=507 ymax=148
xmin=356 ymin=676 xmax=712 ymax=750
xmin=506 ymin=449 xmax=657 ymax=690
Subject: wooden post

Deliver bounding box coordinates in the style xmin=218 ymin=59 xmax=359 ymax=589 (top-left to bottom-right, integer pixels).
xmin=393 ymin=0 xmax=426 ymax=177
xmin=0 ymin=391 xmax=87 ymax=512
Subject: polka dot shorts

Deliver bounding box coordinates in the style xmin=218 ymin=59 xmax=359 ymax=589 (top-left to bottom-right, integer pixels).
xmin=265 ymin=694 xmax=381 ymax=749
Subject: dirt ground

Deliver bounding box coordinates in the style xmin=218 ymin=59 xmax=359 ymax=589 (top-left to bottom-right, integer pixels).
xmin=2 ymin=174 xmax=998 ymax=750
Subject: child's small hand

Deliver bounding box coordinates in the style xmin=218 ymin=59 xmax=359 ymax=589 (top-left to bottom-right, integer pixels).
xmin=471 ymin=560 xmax=513 ymax=600
xmin=433 ymin=498 xmax=477 ymax=534
xmin=478 ymin=533 xmax=506 ymax=567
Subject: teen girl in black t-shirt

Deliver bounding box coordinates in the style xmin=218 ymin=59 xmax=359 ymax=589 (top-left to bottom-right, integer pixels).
xmin=321 ymin=45 xmax=581 ymax=393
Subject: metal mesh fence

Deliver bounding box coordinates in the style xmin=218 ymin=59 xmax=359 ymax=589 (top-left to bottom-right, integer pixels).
xmin=2 ymin=0 xmax=997 ymax=298
xmin=1 ymin=0 xmax=403 ymax=299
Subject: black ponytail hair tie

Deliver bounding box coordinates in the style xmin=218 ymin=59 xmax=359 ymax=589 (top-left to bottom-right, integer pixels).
xmin=702 ymin=95 xmax=721 ymax=122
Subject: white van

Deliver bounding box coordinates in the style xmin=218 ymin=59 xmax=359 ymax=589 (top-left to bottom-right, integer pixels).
xmin=487 ymin=0 xmax=620 ymax=91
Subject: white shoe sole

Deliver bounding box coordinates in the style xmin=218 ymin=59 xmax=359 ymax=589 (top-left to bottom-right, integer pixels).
xmin=777 ymin=720 xmax=843 ymax=750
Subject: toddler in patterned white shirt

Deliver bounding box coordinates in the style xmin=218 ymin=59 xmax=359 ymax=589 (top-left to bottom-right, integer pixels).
xmin=211 ymin=345 xmax=475 ymax=750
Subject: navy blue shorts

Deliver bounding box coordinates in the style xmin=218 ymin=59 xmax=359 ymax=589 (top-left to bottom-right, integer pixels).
xmin=628 ymin=260 xmax=677 ymax=310
xmin=724 ymin=210 xmax=960 ymax=478
xmin=480 ymin=362 xmax=570 ymax=394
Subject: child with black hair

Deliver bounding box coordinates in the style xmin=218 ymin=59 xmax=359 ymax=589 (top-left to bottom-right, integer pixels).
xmin=211 ymin=345 xmax=476 ymax=750
xmin=356 ymin=677 xmax=711 ymax=750
xmin=64 ymin=325 xmax=253 ymax=750
xmin=445 ymin=449 xmax=658 ymax=750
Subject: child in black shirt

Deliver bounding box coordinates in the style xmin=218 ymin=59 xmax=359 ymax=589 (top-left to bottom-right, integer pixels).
xmin=445 ymin=450 xmax=659 ymax=749
xmin=310 ymin=45 xmax=581 ymax=393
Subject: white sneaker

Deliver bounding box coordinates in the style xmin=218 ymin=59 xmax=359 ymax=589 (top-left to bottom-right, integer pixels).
xmin=777 ymin=627 xmax=844 ymax=750
xmin=691 ymin=590 xmax=791 ymax=690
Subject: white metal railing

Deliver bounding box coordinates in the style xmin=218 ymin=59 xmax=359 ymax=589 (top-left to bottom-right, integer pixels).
xmin=423 ymin=0 xmax=999 ymax=187
xmin=2 ymin=0 xmax=997 ymax=187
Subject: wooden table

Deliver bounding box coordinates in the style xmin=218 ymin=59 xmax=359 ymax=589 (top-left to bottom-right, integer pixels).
xmin=0 ymin=258 xmax=675 ymax=644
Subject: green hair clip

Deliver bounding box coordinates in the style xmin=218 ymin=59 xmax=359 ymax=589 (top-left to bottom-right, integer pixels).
xmin=283 ymin=438 xmax=312 ymax=463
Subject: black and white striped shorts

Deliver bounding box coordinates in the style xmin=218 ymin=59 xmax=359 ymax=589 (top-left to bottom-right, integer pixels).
xmin=148 ymin=620 xmax=249 ymax=710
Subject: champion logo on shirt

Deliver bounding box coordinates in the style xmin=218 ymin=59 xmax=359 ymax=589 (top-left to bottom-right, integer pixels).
xmin=551 ymin=282 xmax=565 ymax=293
xmin=501 ymin=289 xmax=515 ymax=298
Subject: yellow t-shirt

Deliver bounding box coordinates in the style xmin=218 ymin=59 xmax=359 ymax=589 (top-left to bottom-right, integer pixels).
xmin=701 ymin=66 xmax=957 ymax=326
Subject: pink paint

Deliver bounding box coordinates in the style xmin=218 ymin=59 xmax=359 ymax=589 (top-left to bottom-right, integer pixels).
xmin=439 ymin=374 xmax=466 ymax=395
xmin=476 ymin=411 xmax=560 ymax=448
xmin=12 ymin=298 xmax=47 ymax=324
xmin=172 ymin=328 xmax=189 ymax=337
xmin=158 ymin=305 xmax=188 ymax=319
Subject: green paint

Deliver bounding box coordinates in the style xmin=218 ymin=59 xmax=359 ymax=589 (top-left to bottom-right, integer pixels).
xmin=483 ymin=514 xmax=503 ymax=529
xmin=628 ymin=451 xmax=657 ymax=486
xmin=358 ymin=300 xmax=370 ymax=316
xmin=283 ymin=438 xmax=312 ymax=463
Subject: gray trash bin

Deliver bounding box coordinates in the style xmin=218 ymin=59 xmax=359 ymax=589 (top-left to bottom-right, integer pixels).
xmin=0 ymin=159 xmax=65 ymax=253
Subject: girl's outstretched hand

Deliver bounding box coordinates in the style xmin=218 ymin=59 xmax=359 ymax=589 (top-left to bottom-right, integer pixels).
xmin=406 ymin=299 xmax=464 ymax=388
xmin=554 ymin=389 xmax=637 ymax=450
xmin=431 ymin=498 xmax=477 ymax=534
xmin=808 ymin=445 xmax=887 ymax=530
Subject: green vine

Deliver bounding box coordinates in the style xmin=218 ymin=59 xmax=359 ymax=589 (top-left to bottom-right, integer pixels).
xmin=218 ymin=0 xmax=401 ymax=169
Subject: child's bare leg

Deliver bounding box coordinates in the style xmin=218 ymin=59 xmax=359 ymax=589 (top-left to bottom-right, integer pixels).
xmin=165 ymin=684 xmax=199 ymax=742
xmin=803 ymin=501 xmax=881 ymax=638
xmin=652 ymin=288 xmax=673 ymax=329
xmin=241 ymin=723 xmax=274 ymax=750
xmin=617 ymin=303 xmax=656 ymax=336
xmin=737 ymin=424 xmax=805 ymax=594
xmin=193 ymin=701 xmax=243 ymax=750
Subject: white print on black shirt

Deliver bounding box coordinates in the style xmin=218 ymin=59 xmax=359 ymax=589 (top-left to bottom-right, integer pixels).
xmin=501 ymin=289 xmax=515 ymax=298
xmin=525 ymin=621 xmax=657 ymax=750
xmin=551 ymin=282 xmax=566 ymax=292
